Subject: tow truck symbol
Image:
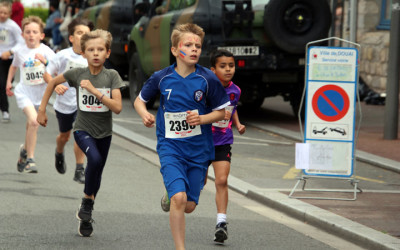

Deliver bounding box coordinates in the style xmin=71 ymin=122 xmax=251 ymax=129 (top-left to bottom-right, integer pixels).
xmin=313 ymin=126 xmax=328 ymax=135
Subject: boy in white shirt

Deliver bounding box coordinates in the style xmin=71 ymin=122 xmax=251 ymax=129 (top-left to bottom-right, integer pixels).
xmin=6 ymin=16 xmax=55 ymax=173
xmin=0 ymin=1 xmax=24 ymax=122
xmin=45 ymin=18 xmax=94 ymax=183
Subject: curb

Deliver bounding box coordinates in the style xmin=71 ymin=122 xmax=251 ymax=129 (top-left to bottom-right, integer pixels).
xmin=112 ymin=123 xmax=400 ymax=250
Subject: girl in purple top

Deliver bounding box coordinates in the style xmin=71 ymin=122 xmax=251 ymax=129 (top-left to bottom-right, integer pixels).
xmin=209 ymin=49 xmax=246 ymax=244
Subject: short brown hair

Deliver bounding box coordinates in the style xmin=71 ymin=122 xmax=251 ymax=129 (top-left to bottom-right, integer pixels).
xmin=67 ymin=18 xmax=95 ymax=36
xmin=21 ymin=16 xmax=45 ymax=33
xmin=80 ymin=29 xmax=112 ymax=52
xmin=170 ymin=23 xmax=205 ymax=48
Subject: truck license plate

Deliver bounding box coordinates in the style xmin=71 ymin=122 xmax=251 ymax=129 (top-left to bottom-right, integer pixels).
xmin=218 ymin=46 xmax=259 ymax=56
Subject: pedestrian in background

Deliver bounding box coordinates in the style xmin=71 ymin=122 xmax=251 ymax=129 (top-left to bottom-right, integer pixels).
xmin=0 ymin=1 xmax=24 ymax=122
xmin=209 ymin=49 xmax=246 ymax=244
xmin=134 ymin=23 xmax=230 ymax=250
xmin=11 ymin=0 xmax=23 ymax=28
xmin=44 ymin=17 xmax=94 ymax=183
xmin=37 ymin=29 xmax=124 ymax=237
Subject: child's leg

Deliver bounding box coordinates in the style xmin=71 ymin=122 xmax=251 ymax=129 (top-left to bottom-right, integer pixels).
xmin=74 ymin=141 xmax=85 ymax=165
xmin=212 ymin=161 xmax=230 ymax=214
xmin=22 ymin=105 xmax=39 ymax=159
xmin=56 ymin=130 xmax=71 ymax=153
xmin=0 ymin=59 xmax=11 ymax=113
xmin=170 ymin=190 xmax=187 ymax=250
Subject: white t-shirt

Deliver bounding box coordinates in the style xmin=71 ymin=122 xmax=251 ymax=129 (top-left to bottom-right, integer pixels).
xmin=13 ymin=43 xmax=55 ymax=107
xmin=0 ymin=19 xmax=24 ymax=55
xmin=47 ymin=47 xmax=88 ymax=114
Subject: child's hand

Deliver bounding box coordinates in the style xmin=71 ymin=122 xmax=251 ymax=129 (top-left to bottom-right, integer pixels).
xmin=142 ymin=112 xmax=155 ymax=128
xmin=34 ymin=53 xmax=47 ymax=65
xmin=1 ymin=51 xmax=11 ymax=60
xmin=6 ymin=83 xmax=14 ymax=96
xmin=224 ymin=110 xmax=232 ymax=120
xmin=186 ymin=110 xmax=201 ymax=126
xmin=237 ymin=123 xmax=246 ymax=135
xmin=55 ymin=84 xmax=69 ymax=95
xmin=80 ymin=79 xmax=95 ymax=93
xmin=37 ymin=111 xmax=48 ymax=127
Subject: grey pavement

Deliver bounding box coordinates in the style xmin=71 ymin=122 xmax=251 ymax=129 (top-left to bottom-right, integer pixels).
xmin=112 ymin=104 xmax=400 ymax=250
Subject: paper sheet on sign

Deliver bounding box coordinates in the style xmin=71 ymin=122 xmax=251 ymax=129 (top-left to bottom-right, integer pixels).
xmin=296 ymin=143 xmax=334 ymax=170
xmin=295 ymin=143 xmax=310 ymax=169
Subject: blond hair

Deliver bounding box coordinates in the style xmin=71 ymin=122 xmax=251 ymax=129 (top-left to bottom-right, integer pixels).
xmin=0 ymin=1 xmax=11 ymax=12
xmin=170 ymin=23 xmax=205 ymax=48
xmin=21 ymin=16 xmax=45 ymax=33
xmin=80 ymin=29 xmax=112 ymax=52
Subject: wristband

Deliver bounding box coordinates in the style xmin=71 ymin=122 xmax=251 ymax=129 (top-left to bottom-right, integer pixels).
xmin=99 ymin=94 xmax=105 ymax=102
xmin=44 ymin=60 xmax=49 ymax=66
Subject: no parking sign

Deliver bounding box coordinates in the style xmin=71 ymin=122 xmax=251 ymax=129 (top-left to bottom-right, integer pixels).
xmin=302 ymin=46 xmax=359 ymax=177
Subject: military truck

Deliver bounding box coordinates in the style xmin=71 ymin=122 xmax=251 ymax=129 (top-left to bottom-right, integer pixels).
xmin=79 ymin=0 xmax=151 ymax=80
xmin=127 ymin=0 xmax=332 ymax=115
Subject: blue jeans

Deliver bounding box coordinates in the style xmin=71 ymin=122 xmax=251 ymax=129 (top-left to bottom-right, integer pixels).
xmin=74 ymin=131 xmax=112 ymax=197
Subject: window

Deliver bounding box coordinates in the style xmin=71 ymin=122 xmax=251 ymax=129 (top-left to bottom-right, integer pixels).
xmin=377 ymin=0 xmax=392 ymax=30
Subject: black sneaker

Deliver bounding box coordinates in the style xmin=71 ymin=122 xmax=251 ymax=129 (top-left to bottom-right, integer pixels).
xmin=214 ymin=222 xmax=228 ymax=244
xmin=17 ymin=144 xmax=27 ymax=172
xmin=78 ymin=219 xmax=94 ymax=237
xmin=55 ymin=150 xmax=66 ymax=174
xmin=73 ymin=168 xmax=85 ymax=184
xmin=76 ymin=198 xmax=94 ymax=221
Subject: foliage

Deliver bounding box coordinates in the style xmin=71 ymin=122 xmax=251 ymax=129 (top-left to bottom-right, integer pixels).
xmin=24 ymin=7 xmax=49 ymax=23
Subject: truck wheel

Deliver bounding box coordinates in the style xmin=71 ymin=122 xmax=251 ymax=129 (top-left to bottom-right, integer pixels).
xmin=264 ymin=0 xmax=331 ymax=54
xmin=129 ymin=53 xmax=154 ymax=108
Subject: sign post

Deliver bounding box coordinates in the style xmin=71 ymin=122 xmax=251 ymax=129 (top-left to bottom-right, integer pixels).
xmin=289 ymin=37 xmax=362 ymax=200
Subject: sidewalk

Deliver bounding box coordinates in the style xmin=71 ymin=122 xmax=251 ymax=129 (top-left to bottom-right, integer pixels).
xmin=113 ymin=101 xmax=400 ymax=250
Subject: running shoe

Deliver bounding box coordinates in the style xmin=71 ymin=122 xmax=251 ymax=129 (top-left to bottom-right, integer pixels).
xmin=214 ymin=222 xmax=228 ymax=244
xmin=73 ymin=168 xmax=85 ymax=184
xmin=17 ymin=144 xmax=27 ymax=172
xmin=76 ymin=198 xmax=94 ymax=221
xmin=55 ymin=150 xmax=66 ymax=174
xmin=161 ymin=191 xmax=170 ymax=212
xmin=78 ymin=219 xmax=94 ymax=237
xmin=24 ymin=158 xmax=38 ymax=173
xmin=2 ymin=111 xmax=10 ymax=123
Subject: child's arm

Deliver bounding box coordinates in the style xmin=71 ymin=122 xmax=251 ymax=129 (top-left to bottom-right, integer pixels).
xmin=37 ymin=74 xmax=67 ymax=127
xmin=186 ymin=109 xmax=225 ymax=126
xmin=44 ymin=73 xmax=68 ymax=95
xmin=134 ymin=97 xmax=155 ymax=128
xmin=232 ymin=111 xmax=246 ymax=135
xmin=79 ymin=79 xmax=122 ymax=114
xmin=6 ymin=65 xmax=17 ymax=96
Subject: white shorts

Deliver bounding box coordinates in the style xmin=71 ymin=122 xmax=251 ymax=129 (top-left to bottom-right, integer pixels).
xmin=14 ymin=83 xmax=47 ymax=109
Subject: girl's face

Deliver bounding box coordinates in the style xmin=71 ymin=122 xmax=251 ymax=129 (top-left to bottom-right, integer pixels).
xmin=0 ymin=6 xmax=10 ymax=23
xmin=211 ymin=56 xmax=236 ymax=87
xmin=22 ymin=22 xmax=45 ymax=49
xmin=82 ymin=37 xmax=110 ymax=67
xmin=172 ymin=32 xmax=202 ymax=67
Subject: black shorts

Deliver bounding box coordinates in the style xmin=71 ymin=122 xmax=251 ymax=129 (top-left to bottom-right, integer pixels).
xmin=55 ymin=110 xmax=77 ymax=133
xmin=213 ymin=144 xmax=232 ymax=163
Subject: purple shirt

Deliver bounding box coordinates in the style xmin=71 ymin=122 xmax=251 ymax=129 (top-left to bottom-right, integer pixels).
xmin=212 ymin=81 xmax=241 ymax=146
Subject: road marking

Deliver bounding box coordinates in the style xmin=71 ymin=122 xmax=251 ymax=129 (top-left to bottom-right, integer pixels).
xmin=235 ymin=135 xmax=293 ymax=145
xmin=283 ymin=167 xmax=301 ymax=179
xmin=113 ymin=118 xmax=143 ymax=125
xmin=355 ymin=175 xmax=386 ymax=184
xmin=249 ymin=157 xmax=290 ymax=166
xmin=235 ymin=142 xmax=269 ymax=146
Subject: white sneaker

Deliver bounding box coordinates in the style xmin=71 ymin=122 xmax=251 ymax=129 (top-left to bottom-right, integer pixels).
xmin=2 ymin=112 xmax=10 ymax=122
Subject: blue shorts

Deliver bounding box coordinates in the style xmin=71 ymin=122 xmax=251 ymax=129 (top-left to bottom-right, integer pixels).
xmin=160 ymin=155 xmax=208 ymax=204
xmin=55 ymin=110 xmax=77 ymax=133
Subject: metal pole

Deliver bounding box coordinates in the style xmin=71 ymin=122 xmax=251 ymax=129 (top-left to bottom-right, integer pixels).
xmin=384 ymin=0 xmax=400 ymax=140
xmin=349 ymin=0 xmax=357 ymax=44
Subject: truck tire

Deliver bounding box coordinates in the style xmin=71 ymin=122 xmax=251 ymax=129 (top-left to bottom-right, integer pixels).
xmin=129 ymin=53 xmax=144 ymax=105
xmin=264 ymin=0 xmax=331 ymax=54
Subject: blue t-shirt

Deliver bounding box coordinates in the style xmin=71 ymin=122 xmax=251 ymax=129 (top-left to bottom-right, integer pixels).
xmin=139 ymin=63 xmax=230 ymax=162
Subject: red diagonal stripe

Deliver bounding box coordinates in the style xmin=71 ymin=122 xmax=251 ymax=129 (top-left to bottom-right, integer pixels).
xmin=321 ymin=93 xmax=341 ymax=114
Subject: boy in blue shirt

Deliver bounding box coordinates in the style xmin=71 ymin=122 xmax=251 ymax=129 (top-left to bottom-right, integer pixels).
xmin=134 ymin=23 xmax=230 ymax=250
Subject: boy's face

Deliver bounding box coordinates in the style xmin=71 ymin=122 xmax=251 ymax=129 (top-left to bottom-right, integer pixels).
xmin=82 ymin=37 xmax=110 ymax=67
xmin=0 ymin=6 xmax=10 ymax=23
xmin=22 ymin=22 xmax=44 ymax=49
xmin=211 ymin=56 xmax=235 ymax=87
xmin=69 ymin=25 xmax=91 ymax=54
xmin=171 ymin=33 xmax=202 ymax=66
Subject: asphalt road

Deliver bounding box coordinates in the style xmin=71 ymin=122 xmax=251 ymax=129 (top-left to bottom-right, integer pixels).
xmin=0 ymin=97 xmax=367 ymax=250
